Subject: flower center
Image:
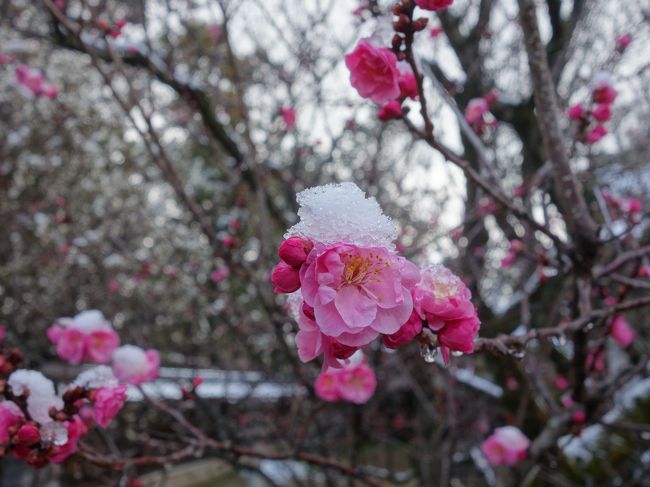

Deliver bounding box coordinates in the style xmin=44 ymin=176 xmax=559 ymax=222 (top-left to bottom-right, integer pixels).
xmin=339 ymin=252 xmax=389 ymax=288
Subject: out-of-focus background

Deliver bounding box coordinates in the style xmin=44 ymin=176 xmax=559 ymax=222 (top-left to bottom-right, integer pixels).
xmin=1 ymin=0 xmax=649 ymax=485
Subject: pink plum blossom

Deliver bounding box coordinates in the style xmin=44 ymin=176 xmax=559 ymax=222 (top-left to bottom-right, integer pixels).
xmin=299 ymin=243 xmax=420 ymax=347
xmin=413 ymin=265 xmax=480 ymax=363
xmin=0 ymin=401 xmax=24 ymax=443
xmin=294 ymin=298 xmax=359 ymax=369
xmin=567 ymin=103 xmax=584 ymax=120
xmin=279 ymin=107 xmax=296 ymax=129
xmin=112 ymin=345 xmax=160 ymax=385
xmin=398 ymin=66 xmax=419 ymax=100
xmin=93 ymin=385 xmax=128 ymax=428
xmin=47 ymin=310 xmax=119 ymax=365
xmin=337 ymin=363 xmax=377 ymax=404
xmin=615 ymin=34 xmax=632 ymax=52
xmin=585 ymin=124 xmax=607 ymax=143
xmin=610 ymin=315 xmax=635 ymax=348
xmin=315 ymin=362 xmax=377 ymax=404
xmin=377 ymin=100 xmax=403 ymax=121
xmin=465 ymin=98 xmax=489 ymax=124
xmin=345 ymin=40 xmax=400 ymax=104
xmin=415 ymin=0 xmax=454 ymax=10
xmin=591 ymin=103 xmax=612 ymax=122
xmin=315 ymin=369 xmax=341 ymax=401
xmin=210 ymin=267 xmax=230 ymax=283
xmin=481 ymin=426 xmax=530 ymax=466
xmin=591 ymin=73 xmax=617 ymax=104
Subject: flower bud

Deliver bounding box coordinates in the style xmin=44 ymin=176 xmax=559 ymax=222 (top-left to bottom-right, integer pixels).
xmin=271 ymin=262 xmax=301 ymax=293
xmin=278 ymin=237 xmax=311 ymax=268
xmin=412 ymin=17 xmax=429 ymax=31
xmin=329 ymin=341 xmax=358 ymax=360
xmin=15 ymin=424 xmax=40 ymax=446
xmin=383 ymin=310 xmax=422 ymax=349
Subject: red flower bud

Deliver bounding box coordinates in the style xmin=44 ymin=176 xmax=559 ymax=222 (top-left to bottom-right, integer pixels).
xmin=271 ymin=262 xmax=301 ymax=293
xmin=329 ymin=341 xmax=358 ymax=360
xmin=278 ymin=237 xmax=311 ymax=268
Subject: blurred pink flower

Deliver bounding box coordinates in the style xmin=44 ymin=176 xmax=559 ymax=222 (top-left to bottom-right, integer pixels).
xmin=585 ymin=124 xmax=607 ymax=144
xmin=93 ymin=385 xmax=127 ymax=428
xmin=415 ymin=0 xmax=453 ymax=10
xmin=615 ymin=33 xmax=632 ymax=52
xmin=398 ymin=67 xmax=419 ymax=100
xmin=481 ymin=426 xmax=529 ymax=466
xmin=465 ymin=98 xmax=489 ymax=124
xmin=591 ymin=103 xmax=612 ymax=122
xmin=377 ymin=100 xmax=402 ymax=121
xmin=49 ymin=416 xmax=88 ymax=464
xmin=112 ymin=345 xmax=160 ymax=385
xmin=315 ymin=361 xmax=377 ymax=404
xmin=567 ymin=103 xmax=584 ymax=120
xmin=210 ymin=267 xmax=230 ymax=283
xmin=0 ymin=401 xmax=24 ymax=443
xmin=610 ymin=315 xmax=635 ymax=348
xmin=279 ymin=107 xmax=296 ymax=129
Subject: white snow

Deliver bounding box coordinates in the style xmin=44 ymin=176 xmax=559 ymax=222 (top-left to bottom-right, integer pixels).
xmin=56 ymin=309 xmax=113 ymax=333
xmin=285 ymin=182 xmax=398 ymax=250
xmin=8 ymin=370 xmax=63 ymax=424
xmin=72 ymin=365 xmax=118 ymax=389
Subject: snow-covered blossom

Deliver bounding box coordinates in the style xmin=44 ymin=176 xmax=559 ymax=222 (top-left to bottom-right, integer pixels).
xmin=112 ymin=345 xmax=160 ymax=385
xmin=481 ymin=426 xmax=530 ymax=466
xmin=413 ymin=265 xmax=480 ymax=363
xmin=8 ymin=370 xmax=63 ymax=424
xmin=48 ymin=310 xmax=120 ymax=365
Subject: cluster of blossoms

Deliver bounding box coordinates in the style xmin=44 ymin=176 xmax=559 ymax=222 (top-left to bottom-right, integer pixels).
xmin=15 ymin=65 xmax=58 ymax=99
xmin=48 ymin=311 xmax=159 ymax=385
xmin=0 ymin=310 xmax=160 ymax=468
xmin=567 ymin=72 xmax=618 ymax=144
xmin=480 ymin=426 xmax=530 ymax=466
xmin=315 ymin=357 xmax=377 ymax=404
xmin=0 ymin=367 xmax=126 ymax=468
xmin=272 ymin=183 xmax=480 ymax=401
xmin=345 ymin=0 xmax=455 ymax=121
xmin=464 ymin=92 xmax=498 ymax=134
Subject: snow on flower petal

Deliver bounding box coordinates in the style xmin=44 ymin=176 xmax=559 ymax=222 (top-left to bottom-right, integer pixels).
xmin=8 ymin=370 xmax=63 ymax=425
xmin=481 ymin=426 xmax=530 ymax=466
xmin=112 ymin=345 xmax=160 ymax=385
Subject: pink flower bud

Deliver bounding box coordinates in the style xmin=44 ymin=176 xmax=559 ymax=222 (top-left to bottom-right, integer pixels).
xmin=591 ymin=103 xmax=612 ymax=122
xmin=415 ymin=0 xmax=454 ymax=10
xmin=615 ymin=33 xmax=632 ymax=52
xmin=16 ymin=424 xmax=40 ymax=446
xmin=271 ymin=261 xmax=301 ymax=293
xmin=567 ymin=103 xmax=584 ymax=120
xmin=585 ymin=124 xmax=607 ymax=144
xmin=278 ymin=237 xmax=311 ymax=268
xmin=611 ymin=315 xmax=635 ymax=348
xmin=382 ymin=310 xmax=422 ymax=349
xmin=377 ymin=100 xmax=403 ymax=121
xmin=398 ymin=70 xmax=419 ymax=100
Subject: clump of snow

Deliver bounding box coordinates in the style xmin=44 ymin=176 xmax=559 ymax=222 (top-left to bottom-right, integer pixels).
xmin=40 ymin=421 xmax=69 ymax=446
xmin=56 ymin=310 xmax=113 ymax=333
xmin=8 ymin=370 xmax=63 ymax=424
xmin=72 ymin=366 xmax=118 ymax=389
xmin=113 ymin=345 xmax=148 ymax=370
xmin=285 ymin=183 xmax=398 ymax=249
